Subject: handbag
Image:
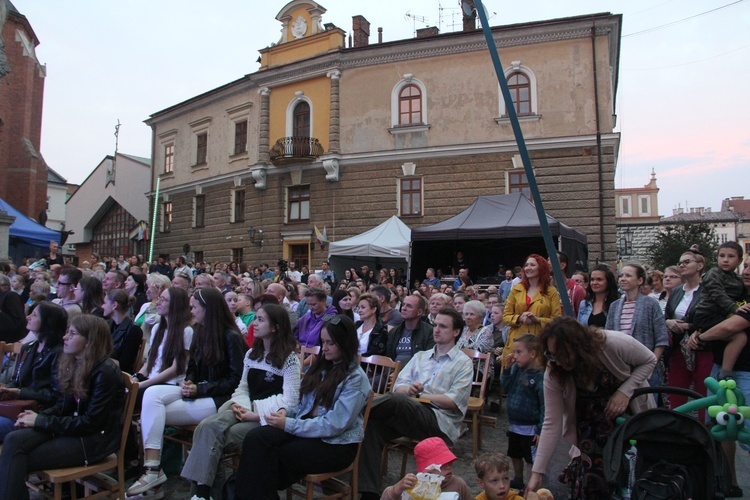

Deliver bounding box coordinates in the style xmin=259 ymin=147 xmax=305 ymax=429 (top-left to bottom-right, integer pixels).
xmin=0 ymin=399 xmax=40 ymax=420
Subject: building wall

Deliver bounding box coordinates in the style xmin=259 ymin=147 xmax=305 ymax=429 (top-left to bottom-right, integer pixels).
xmin=0 ymin=8 xmax=47 ymax=219
xmin=146 ymin=5 xmax=622 ymax=269
xmin=46 ymin=182 xmax=68 ymax=231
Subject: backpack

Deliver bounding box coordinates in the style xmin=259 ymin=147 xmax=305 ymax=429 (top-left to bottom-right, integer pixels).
xmin=633 ymin=460 xmax=692 ymax=500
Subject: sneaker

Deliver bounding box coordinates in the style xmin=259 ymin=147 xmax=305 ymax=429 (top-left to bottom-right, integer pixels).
xmin=190 ymin=496 xmax=212 ymax=500
xmin=127 ymin=468 xmax=167 ymax=496
xmin=126 ymin=486 xmax=165 ymax=500
xmin=726 ymin=485 xmax=743 ymax=498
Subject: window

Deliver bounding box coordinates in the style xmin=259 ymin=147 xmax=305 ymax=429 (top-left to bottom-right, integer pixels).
xmin=638 ymin=195 xmax=651 ymax=216
xmin=293 ymin=102 xmax=310 ymax=138
xmin=497 ymin=63 xmax=539 ymax=121
xmin=196 ymin=132 xmax=208 ymax=165
xmin=620 ymin=196 xmax=631 ymax=217
xmin=720 ymin=233 xmax=728 ymax=244
xmin=232 ymin=248 xmax=243 ymax=264
xmin=399 ymin=84 xmax=422 ymax=125
xmin=232 ymin=188 xmax=246 ymax=223
xmin=400 ymin=177 xmax=422 ymax=216
xmin=507 ymin=72 xmax=531 ymax=115
xmin=162 ymin=201 xmax=172 ymax=232
xmin=234 ymin=121 xmax=247 ymax=155
xmin=288 ymin=185 xmax=310 ymax=221
xmin=194 ymin=251 xmax=204 ymax=265
xmin=508 ymin=171 xmax=530 ymax=197
xmin=194 ymin=195 xmax=205 ymax=228
xmin=390 ymin=77 xmax=428 ymax=130
xmin=164 ymin=144 xmax=174 ymax=173
xmin=92 ymin=202 xmax=138 ymax=259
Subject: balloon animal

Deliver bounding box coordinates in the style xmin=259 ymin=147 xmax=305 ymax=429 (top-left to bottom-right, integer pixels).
xmin=673 ymin=377 xmax=750 ymax=446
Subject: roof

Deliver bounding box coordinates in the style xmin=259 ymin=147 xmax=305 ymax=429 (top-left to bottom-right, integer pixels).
xmin=46 ymin=165 xmax=68 ymax=184
xmin=661 ymin=211 xmax=741 ymax=224
xmin=118 ymin=153 xmax=151 ymax=166
xmin=725 ymin=198 xmax=750 ymax=217
xmin=0 ymin=197 xmax=60 ymax=247
xmin=411 ymin=192 xmax=587 ymax=243
xmin=328 ymin=215 xmax=411 ymax=261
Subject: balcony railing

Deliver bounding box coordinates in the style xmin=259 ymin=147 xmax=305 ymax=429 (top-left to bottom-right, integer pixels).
xmin=269 ymin=137 xmax=324 ymax=165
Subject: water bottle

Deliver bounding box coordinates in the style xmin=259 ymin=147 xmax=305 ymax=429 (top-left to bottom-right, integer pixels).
xmin=621 ymin=439 xmax=637 ymax=500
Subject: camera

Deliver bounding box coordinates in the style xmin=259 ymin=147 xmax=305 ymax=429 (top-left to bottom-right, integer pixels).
xmin=278 ymin=259 xmax=288 ymax=274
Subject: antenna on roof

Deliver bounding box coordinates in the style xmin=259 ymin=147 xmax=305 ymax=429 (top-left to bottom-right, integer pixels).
xmin=404 ymin=11 xmax=429 ymax=36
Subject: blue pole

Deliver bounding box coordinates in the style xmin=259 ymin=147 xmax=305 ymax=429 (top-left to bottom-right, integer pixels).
xmin=475 ymin=0 xmax=574 ymax=317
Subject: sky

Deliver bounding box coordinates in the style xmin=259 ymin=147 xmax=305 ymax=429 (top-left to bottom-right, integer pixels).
xmin=13 ymin=0 xmax=750 ymax=217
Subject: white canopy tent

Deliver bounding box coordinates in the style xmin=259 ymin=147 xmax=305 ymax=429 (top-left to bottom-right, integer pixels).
xmin=327 ymin=216 xmax=411 ymax=283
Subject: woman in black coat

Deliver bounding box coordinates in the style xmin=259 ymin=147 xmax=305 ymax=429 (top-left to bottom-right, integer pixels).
xmin=0 ymin=314 xmax=125 ymax=499
xmin=0 ymin=302 xmax=67 ymax=442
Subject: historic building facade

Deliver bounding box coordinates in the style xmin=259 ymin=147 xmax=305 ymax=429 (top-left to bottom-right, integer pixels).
xmin=0 ymin=0 xmax=48 ymax=220
xmin=615 ymin=170 xmax=661 ymax=263
xmin=145 ymin=0 xmax=622 ymax=270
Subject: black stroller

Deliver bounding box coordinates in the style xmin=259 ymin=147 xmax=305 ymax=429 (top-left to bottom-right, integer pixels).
xmin=603 ymin=387 xmax=731 ymax=499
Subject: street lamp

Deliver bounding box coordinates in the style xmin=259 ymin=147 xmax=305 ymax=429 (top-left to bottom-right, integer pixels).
xmin=248 ymin=227 xmax=263 ymax=247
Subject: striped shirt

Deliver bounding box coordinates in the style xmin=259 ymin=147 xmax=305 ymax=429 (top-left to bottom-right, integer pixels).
xmin=619 ymin=300 xmax=636 ymax=334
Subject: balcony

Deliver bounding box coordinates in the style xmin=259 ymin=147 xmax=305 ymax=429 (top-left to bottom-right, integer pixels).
xmin=269 ymin=137 xmax=324 ymax=166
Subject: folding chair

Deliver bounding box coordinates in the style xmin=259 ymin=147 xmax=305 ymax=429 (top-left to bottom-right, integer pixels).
xmin=360 ymin=355 xmax=401 ymax=395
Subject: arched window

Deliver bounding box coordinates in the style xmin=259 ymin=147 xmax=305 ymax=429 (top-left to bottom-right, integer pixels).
xmin=399 ymin=84 xmax=422 ymax=125
xmin=507 ymin=72 xmax=531 ymax=115
xmin=293 ymin=101 xmax=310 ymax=137
xmin=497 ymin=64 xmax=539 ymax=121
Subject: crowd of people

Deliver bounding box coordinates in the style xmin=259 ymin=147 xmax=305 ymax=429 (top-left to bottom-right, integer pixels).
xmin=0 ymin=239 xmax=748 ymax=499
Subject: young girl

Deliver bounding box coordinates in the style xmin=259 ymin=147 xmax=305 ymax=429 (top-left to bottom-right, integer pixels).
xmin=132 ymin=287 xmax=193 ymax=391
xmin=181 ymin=303 xmax=300 ymax=499
xmin=501 ymin=334 xmax=544 ymax=490
xmin=74 ymin=276 xmax=105 ymax=316
xmin=225 ymin=290 xmax=248 ymax=336
xmin=0 ymin=315 xmax=125 ymax=498
xmin=233 ymin=314 xmax=371 ymax=500
xmin=692 ymin=241 xmax=746 ymax=379
xmin=127 ymin=287 xmax=245 ymax=497
xmin=103 ymin=289 xmax=142 ymax=374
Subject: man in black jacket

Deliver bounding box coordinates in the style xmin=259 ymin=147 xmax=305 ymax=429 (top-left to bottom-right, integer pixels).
xmin=0 ymin=275 xmax=25 ymax=342
xmin=385 ymin=294 xmax=434 ymax=365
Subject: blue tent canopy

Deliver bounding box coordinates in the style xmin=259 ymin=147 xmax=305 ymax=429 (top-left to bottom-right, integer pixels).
xmin=0 ymin=198 xmax=60 ymax=247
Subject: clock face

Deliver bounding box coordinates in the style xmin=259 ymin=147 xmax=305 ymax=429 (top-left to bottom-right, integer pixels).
xmin=292 ymin=16 xmax=307 ymax=39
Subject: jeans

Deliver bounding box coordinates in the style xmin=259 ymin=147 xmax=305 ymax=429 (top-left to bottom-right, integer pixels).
xmin=0 ymin=415 xmax=16 ymax=442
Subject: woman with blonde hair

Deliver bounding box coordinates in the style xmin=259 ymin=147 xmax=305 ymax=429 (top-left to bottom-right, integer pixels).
xmin=134 ymin=273 xmax=171 ymax=340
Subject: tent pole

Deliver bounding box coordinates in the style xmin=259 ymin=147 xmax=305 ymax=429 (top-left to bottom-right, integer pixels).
xmin=475 ymin=0 xmax=573 ymax=317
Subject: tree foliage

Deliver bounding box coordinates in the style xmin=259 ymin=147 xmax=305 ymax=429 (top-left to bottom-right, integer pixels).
xmin=646 ymin=222 xmax=718 ymax=270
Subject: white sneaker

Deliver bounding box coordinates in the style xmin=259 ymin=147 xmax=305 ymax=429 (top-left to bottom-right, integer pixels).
xmin=190 ymin=495 xmax=212 ymax=500
xmin=127 ymin=468 xmax=167 ymax=496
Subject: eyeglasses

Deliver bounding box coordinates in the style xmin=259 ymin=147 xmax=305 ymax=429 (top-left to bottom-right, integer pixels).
xmin=157 ymin=296 xmax=169 ymax=304
xmin=544 ymin=351 xmax=567 ymax=364
xmin=65 ymin=328 xmax=84 ymax=337
xmin=322 ymin=314 xmax=342 ymax=325
xmin=678 ymin=259 xmax=695 ymax=267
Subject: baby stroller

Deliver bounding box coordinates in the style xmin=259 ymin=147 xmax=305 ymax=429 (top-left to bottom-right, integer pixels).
xmin=603 ymin=387 xmax=730 ymax=499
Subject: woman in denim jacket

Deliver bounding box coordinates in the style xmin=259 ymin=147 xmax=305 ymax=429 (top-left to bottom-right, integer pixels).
xmin=234 ymin=314 xmax=371 ymax=500
xmin=577 ymin=264 xmax=619 ymax=328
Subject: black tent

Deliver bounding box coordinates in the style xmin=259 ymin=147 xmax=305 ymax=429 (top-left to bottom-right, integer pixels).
xmin=410 ymin=193 xmax=588 ymax=281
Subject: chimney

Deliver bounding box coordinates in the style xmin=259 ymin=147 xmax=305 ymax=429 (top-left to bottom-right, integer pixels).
xmin=462 ymin=0 xmax=478 ymax=31
xmin=352 ymin=15 xmax=370 ymax=47
xmin=378 ymin=27 xmax=383 ymax=43
xmin=416 ymin=26 xmax=439 ymax=38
